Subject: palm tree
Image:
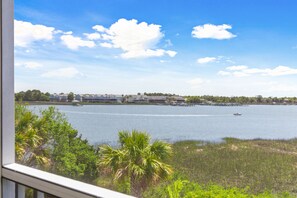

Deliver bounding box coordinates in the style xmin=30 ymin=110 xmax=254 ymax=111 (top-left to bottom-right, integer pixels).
xmin=15 ymin=105 xmax=51 ymax=168
xmin=99 ymin=130 xmax=173 ymax=197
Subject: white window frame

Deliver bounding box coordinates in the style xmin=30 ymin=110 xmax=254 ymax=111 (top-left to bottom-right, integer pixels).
xmin=0 ymin=0 xmax=134 ymax=197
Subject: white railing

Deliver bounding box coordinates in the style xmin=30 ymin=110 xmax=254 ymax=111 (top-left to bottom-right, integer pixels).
xmin=3 ymin=164 xmax=134 ymax=198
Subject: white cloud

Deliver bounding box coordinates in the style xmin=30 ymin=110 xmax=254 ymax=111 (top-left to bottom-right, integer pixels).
xmin=192 ymin=24 xmax=236 ymax=40
xmin=197 ymin=57 xmax=217 ymax=64
xmin=93 ymin=18 xmax=177 ymax=58
xmin=41 ymin=67 xmax=82 ymax=78
xmin=226 ymin=65 xmax=248 ymax=71
xmin=166 ymin=50 xmax=178 ymax=57
xmin=16 ymin=61 xmax=43 ymax=69
xmin=100 ymin=42 xmax=113 ymax=48
xmin=14 ymin=20 xmax=55 ymax=47
xmin=197 ymin=56 xmax=234 ymax=65
xmin=84 ymin=32 xmax=101 ymax=40
xmin=63 ymin=31 xmax=73 ymax=35
xmin=60 ymin=33 xmax=96 ymax=50
xmin=92 ymin=25 xmax=108 ymax=32
xmin=219 ymin=65 xmax=297 ymax=77
xmin=217 ymin=71 xmax=231 ymax=76
xmin=265 ymin=66 xmax=297 ymax=76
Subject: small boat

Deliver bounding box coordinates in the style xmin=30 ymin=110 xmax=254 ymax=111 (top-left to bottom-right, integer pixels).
xmin=233 ymin=113 xmax=242 ymax=116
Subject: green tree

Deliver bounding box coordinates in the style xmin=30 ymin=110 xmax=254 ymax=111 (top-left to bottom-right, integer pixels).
xmin=15 ymin=105 xmax=51 ymax=168
xmin=15 ymin=90 xmax=50 ymax=101
xmin=15 ymin=105 xmax=98 ymax=182
xmin=68 ymin=92 xmax=74 ymax=101
xmin=99 ymin=130 xmax=173 ymax=197
xmin=15 ymin=91 xmax=25 ymax=101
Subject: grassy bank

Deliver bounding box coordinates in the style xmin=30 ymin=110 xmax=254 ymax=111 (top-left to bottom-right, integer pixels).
xmin=170 ymin=138 xmax=297 ymax=195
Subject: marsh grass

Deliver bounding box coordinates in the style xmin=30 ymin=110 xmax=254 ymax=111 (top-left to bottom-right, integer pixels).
xmin=170 ymin=138 xmax=297 ymax=194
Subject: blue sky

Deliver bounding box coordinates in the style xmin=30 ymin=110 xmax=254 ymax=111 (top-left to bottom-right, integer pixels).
xmin=14 ymin=0 xmax=297 ymax=96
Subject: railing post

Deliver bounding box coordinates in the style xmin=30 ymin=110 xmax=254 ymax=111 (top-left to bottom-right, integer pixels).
xmin=2 ymin=179 xmax=15 ymax=197
xmin=17 ymin=184 xmax=25 ymax=198
xmin=1 ymin=0 xmax=15 ymax=193
xmin=33 ymin=190 xmax=45 ymax=198
xmin=37 ymin=191 xmax=45 ymax=198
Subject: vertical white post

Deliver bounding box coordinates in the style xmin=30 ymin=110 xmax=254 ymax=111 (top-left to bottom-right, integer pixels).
xmin=1 ymin=0 xmax=15 ymax=166
xmin=0 ymin=0 xmax=2 ymax=195
xmin=1 ymin=0 xmax=15 ymax=197
xmin=37 ymin=191 xmax=45 ymax=198
xmin=17 ymin=184 xmax=26 ymax=198
xmin=2 ymin=179 xmax=15 ymax=197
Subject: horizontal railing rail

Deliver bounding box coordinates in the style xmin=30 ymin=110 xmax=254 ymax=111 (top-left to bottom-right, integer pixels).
xmin=3 ymin=163 xmax=135 ymax=198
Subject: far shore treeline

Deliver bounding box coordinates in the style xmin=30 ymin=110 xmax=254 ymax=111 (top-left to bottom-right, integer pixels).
xmin=15 ymin=89 xmax=297 ymax=105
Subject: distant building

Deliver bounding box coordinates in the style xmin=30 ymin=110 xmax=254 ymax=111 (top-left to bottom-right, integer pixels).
xmin=82 ymin=94 xmax=123 ymax=103
xmin=147 ymin=96 xmax=167 ymax=104
xmin=75 ymin=94 xmax=83 ymax=102
xmin=126 ymin=95 xmax=149 ymax=103
xmin=171 ymin=96 xmax=186 ymax=104
xmin=49 ymin=94 xmax=68 ymax=102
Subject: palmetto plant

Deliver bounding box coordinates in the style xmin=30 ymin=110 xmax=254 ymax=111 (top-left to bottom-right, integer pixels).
xmin=99 ymin=130 xmax=173 ymax=197
xmin=15 ymin=105 xmax=51 ymax=168
xmin=15 ymin=105 xmax=98 ymax=181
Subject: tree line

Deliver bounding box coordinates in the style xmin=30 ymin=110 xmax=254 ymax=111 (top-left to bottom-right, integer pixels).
xmin=15 ymin=89 xmax=50 ymax=101
xmin=16 ymin=90 xmax=297 ymax=105
xmin=185 ymin=95 xmax=297 ymax=105
xmin=143 ymin=92 xmax=177 ymax=96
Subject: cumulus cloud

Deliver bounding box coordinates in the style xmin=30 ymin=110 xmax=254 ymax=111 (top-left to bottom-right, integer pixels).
xmin=100 ymin=42 xmax=113 ymax=48
xmin=41 ymin=67 xmax=82 ymax=78
xmin=197 ymin=56 xmax=234 ymax=65
xmin=92 ymin=18 xmax=177 ymax=58
xmin=218 ymin=65 xmax=297 ymax=77
xmin=15 ymin=61 xmax=43 ymax=69
xmin=60 ymin=33 xmax=96 ymax=50
xmin=92 ymin=25 xmax=108 ymax=32
xmin=197 ymin=57 xmax=217 ymax=64
xmin=192 ymin=24 xmax=236 ymax=40
xmin=217 ymin=71 xmax=231 ymax=76
xmin=84 ymin=32 xmax=101 ymax=40
xmin=226 ymin=65 xmax=248 ymax=71
xmin=166 ymin=50 xmax=178 ymax=57
xmin=265 ymin=66 xmax=297 ymax=76
xmin=14 ymin=20 xmax=55 ymax=47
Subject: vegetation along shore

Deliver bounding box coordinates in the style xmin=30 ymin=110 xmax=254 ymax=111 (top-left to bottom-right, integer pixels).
xmin=15 ymin=89 xmax=297 ymax=106
xmin=16 ymin=104 xmax=297 ymax=197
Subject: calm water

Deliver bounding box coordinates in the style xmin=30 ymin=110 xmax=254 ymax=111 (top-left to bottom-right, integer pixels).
xmin=30 ymin=105 xmax=297 ymax=145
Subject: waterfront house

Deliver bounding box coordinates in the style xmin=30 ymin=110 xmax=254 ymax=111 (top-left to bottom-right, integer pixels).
xmin=147 ymin=96 xmax=167 ymax=104
xmin=49 ymin=94 xmax=68 ymax=102
xmin=82 ymin=94 xmax=123 ymax=103
xmin=126 ymin=95 xmax=149 ymax=103
xmin=75 ymin=94 xmax=83 ymax=102
xmin=171 ymin=96 xmax=186 ymax=104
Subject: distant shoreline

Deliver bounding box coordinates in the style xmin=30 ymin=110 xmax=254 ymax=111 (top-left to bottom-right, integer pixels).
xmin=17 ymin=101 xmax=297 ymax=106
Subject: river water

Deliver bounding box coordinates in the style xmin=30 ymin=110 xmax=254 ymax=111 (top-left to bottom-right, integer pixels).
xmin=30 ymin=105 xmax=297 ymax=145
